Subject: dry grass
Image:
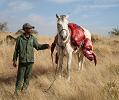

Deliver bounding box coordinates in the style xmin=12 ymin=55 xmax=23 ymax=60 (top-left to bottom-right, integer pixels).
xmin=0 ymin=32 xmax=119 ymax=100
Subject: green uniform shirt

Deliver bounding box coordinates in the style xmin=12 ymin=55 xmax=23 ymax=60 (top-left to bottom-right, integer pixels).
xmin=13 ymin=34 xmax=48 ymax=63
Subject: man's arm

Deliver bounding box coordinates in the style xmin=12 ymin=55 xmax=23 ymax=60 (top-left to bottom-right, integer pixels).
xmin=33 ymin=37 xmax=50 ymax=50
xmin=13 ymin=37 xmax=20 ymax=63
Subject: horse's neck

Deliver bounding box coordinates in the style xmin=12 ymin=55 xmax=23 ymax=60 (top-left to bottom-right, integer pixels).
xmin=68 ymin=28 xmax=71 ymax=35
xmin=64 ymin=28 xmax=71 ymax=43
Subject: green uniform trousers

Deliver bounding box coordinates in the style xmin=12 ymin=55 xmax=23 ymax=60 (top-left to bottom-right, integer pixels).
xmin=15 ymin=62 xmax=33 ymax=91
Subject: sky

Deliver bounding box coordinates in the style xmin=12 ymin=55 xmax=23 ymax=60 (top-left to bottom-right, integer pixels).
xmin=0 ymin=0 xmax=119 ymax=35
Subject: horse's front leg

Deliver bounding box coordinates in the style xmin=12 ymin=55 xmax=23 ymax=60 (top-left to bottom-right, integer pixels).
xmin=67 ymin=52 xmax=72 ymax=81
xmin=77 ymin=52 xmax=84 ymax=72
xmin=58 ymin=49 xmax=64 ymax=78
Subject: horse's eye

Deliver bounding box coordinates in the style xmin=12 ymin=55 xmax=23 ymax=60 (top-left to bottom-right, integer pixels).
xmin=57 ymin=23 xmax=60 ymax=26
xmin=57 ymin=23 xmax=61 ymax=27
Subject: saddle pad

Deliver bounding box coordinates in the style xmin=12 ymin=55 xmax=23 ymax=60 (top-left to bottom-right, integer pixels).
xmin=82 ymin=38 xmax=97 ymax=65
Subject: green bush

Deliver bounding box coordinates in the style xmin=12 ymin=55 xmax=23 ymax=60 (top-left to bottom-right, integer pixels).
xmin=0 ymin=22 xmax=8 ymax=32
xmin=109 ymin=27 xmax=119 ymax=36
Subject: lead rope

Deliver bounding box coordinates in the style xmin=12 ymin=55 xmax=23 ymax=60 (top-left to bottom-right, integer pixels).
xmin=44 ymin=34 xmax=68 ymax=92
xmin=44 ymin=46 xmax=58 ymax=92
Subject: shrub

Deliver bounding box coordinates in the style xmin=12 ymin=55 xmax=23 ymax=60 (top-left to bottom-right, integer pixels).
xmin=91 ymin=34 xmax=102 ymax=43
xmin=109 ymin=27 xmax=119 ymax=36
xmin=0 ymin=22 xmax=8 ymax=32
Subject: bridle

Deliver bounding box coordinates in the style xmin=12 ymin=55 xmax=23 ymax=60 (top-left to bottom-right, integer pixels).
xmin=59 ymin=29 xmax=68 ymax=37
xmin=57 ymin=28 xmax=70 ymax=49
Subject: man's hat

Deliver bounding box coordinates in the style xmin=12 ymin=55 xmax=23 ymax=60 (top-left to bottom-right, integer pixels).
xmin=22 ymin=23 xmax=35 ymax=29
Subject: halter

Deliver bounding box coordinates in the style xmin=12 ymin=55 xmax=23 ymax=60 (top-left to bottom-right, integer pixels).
xmin=59 ymin=28 xmax=70 ymax=42
xmin=57 ymin=28 xmax=70 ymax=49
xmin=58 ymin=29 xmax=67 ymax=41
xmin=59 ymin=29 xmax=68 ymax=36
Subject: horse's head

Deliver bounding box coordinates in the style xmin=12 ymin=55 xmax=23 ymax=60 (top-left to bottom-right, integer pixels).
xmin=56 ymin=14 xmax=69 ymax=41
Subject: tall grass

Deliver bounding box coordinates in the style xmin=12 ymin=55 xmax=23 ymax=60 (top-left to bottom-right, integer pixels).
xmin=0 ymin=32 xmax=119 ymax=100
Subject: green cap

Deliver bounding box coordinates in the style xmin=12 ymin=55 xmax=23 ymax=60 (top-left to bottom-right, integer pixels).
xmin=22 ymin=23 xmax=35 ymax=29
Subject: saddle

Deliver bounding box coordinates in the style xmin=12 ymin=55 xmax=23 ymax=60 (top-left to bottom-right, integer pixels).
xmin=68 ymin=23 xmax=85 ymax=47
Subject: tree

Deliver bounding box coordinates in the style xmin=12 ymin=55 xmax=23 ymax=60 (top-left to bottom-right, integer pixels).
xmin=109 ymin=26 xmax=119 ymax=36
xmin=0 ymin=22 xmax=8 ymax=32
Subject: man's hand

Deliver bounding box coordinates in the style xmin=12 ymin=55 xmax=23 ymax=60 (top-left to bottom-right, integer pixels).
xmin=44 ymin=44 xmax=50 ymax=49
xmin=13 ymin=61 xmax=17 ymax=68
xmin=47 ymin=44 xmax=51 ymax=49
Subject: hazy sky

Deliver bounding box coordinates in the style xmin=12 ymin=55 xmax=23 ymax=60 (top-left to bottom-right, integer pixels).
xmin=0 ymin=0 xmax=119 ymax=35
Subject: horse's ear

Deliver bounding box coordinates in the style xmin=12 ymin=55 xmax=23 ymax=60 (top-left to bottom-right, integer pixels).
xmin=56 ymin=14 xmax=59 ymax=19
xmin=66 ymin=15 xmax=69 ymax=19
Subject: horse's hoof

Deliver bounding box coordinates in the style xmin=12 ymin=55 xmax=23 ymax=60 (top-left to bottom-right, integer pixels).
xmin=78 ymin=67 xmax=82 ymax=72
xmin=78 ymin=69 xmax=81 ymax=72
xmin=58 ymin=75 xmax=62 ymax=79
xmin=67 ymin=77 xmax=70 ymax=81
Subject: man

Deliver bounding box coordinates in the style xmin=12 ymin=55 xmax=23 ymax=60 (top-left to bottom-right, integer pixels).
xmin=13 ymin=23 xmax=50 ymax=95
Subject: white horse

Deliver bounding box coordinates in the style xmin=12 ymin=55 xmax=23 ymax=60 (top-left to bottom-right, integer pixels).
xmin=54 ymin=14 xmax=95 ymax=81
